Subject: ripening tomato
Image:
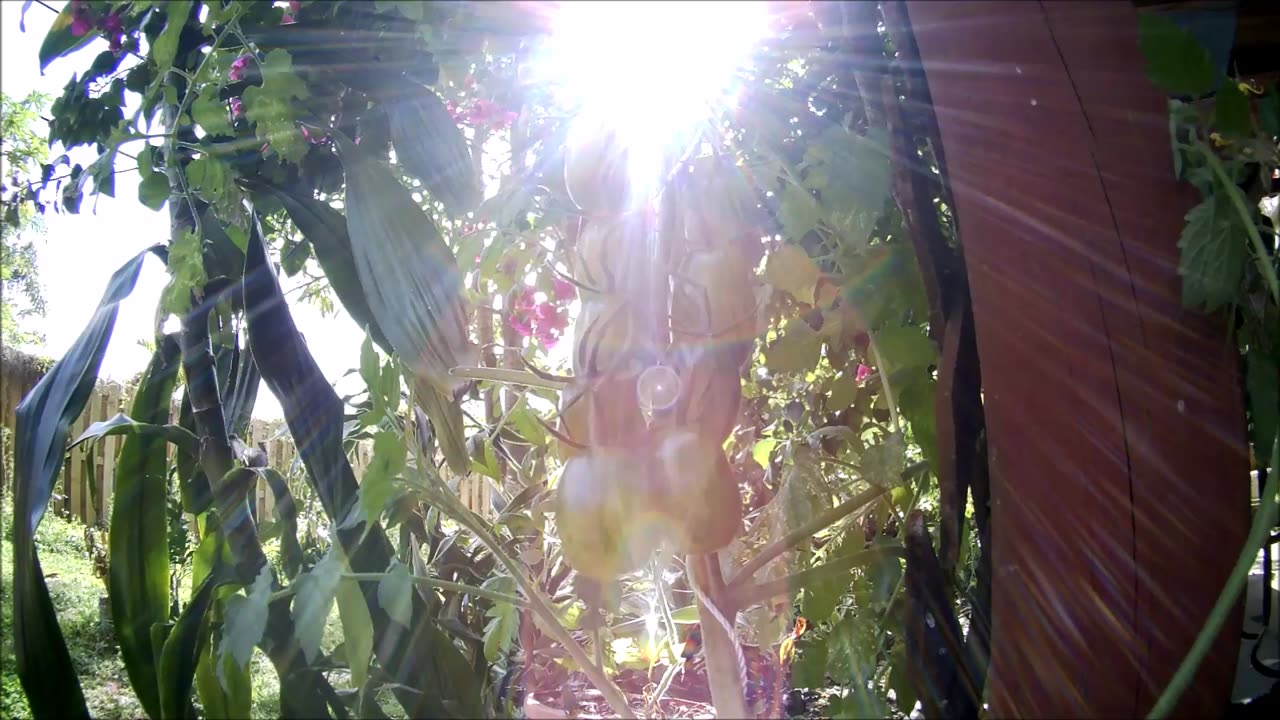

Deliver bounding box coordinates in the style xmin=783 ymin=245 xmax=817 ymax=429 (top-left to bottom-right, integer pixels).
xmin=655 ymin=429 xmax=743 ymax=554
xmin=671 ymin=247 xmax=758 ymax=367
xmin=572 ymin=299 xmax=639 ymax=376
xmin=555 ymin=450 xmax=670 ymax=580
xmin=563 ymin=111 xmax=640 ymax=215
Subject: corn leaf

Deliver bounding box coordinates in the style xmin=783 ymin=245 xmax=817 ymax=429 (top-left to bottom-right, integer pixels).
xmin=334 ymin=131 xmax=475 ymax=386
xmin=11 ymin=246 xmax=162 ymax=720
xmin=108 ymin=335 xmax=184 ymax=719
xmin=386 ymin=83 xmax=481 ymax=217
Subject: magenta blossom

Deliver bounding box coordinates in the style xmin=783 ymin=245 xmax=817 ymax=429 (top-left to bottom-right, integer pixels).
xmin=101 ymin=11 xmax=124 ymax=36
xmin=281 ymin=13 xmax=295 ymax=24
xmin=229 ymin=55 xmax=252 ymax=82
xmin=289 ymin=0 xmax=302 ymax=10
xmin=300 ymin=126 xmax=328 ymax=145
xmin=855 ymin=364 xmax=873 ymax=383
xmin=69 ymin=5 xmax=95 ymax=37
xmin=552 ymin=276 xmax=576 ymax=302
xmin=230 ymin=97 xmax=244 ymax=118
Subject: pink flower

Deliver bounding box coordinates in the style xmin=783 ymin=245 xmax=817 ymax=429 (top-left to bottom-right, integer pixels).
xmin=70 ymin=11 xmax=94 ymax=37
xmin=289 ymin=0 xmax=302 ymax=11
xmin=300 ymin=126 xmax=327 ymax=145
xmin=512 ymin=286 xmax=537 ymax=311
xmin=855 ymin=364 xmax=873 ymax=382
xmin=101 ymin=11 xmax=124 ymax=36
xmin=282 ymin=13 xmax=295 ymax=24
xmin=229 ymin=55 xmax=252 ymax=82
xmin=230 ymin=97 xmax=244 ymax=117
xmin=552 ymin=276 xmax=576 ymax=301
xmin=509 ymin=313 xmax=533 ymax=338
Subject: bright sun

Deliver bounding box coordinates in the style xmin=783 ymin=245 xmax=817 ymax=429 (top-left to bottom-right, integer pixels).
xmin=538 ymin=0 xmax=770 ymax=178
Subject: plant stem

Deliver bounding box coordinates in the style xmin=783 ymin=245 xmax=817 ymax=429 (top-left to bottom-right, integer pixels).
xmin=342 ymin=572 xmax=527 ymax=607
xmin=1147 ymin=435 xmax=1279 ymax=718
xmin=409 ymin=466 xmax=635 ymax=718
xmin=449 ymin=366 xmax=567 ymax=390
xmin=728 ymin=545 xmax=907 ymax=609
xmin=727 ymin=485 xmax=887 ymax=589
xmin=1199 ymin=140 xmax=1280 ymax=303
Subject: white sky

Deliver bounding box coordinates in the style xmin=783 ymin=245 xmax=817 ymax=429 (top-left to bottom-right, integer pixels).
xmin=2 ymin=1 xmax=366 ymax=420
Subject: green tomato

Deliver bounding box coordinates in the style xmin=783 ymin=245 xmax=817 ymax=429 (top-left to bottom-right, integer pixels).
xmin=655 ymin=429 xmax=743 ymax=554
xmin=555 ymin=450 xmax=670 ymax=581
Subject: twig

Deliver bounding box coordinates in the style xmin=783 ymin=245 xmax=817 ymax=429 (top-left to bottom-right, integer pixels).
xmin=726 ymin=485 xmax=887 ymax=589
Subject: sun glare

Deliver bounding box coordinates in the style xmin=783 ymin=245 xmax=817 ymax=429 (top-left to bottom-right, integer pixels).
xmin=539 ymin=1 xmax=770 ymax=177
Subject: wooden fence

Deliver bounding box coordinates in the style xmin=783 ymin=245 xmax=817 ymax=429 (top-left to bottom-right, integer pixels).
xmin=1 ymin=348 xmax=492 ymax=527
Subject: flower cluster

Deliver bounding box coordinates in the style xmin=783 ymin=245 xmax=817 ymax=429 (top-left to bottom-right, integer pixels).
xmin=446 ymin=95 xmax=518 ymax=132
xmin=508 ymin=279 xmax=576 ymax=348
xmin=69 ymin=1 xmax=125 ymax=53
xmin=282 ymin=0 xmax=301 ymax=24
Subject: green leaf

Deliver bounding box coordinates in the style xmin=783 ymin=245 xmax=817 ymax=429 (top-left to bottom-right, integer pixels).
xmin=1178 ymin=193 xmax=1248 ymax=311
xmin=161 ymin=229 xmax=207 ymax=317
xmin=805 ymin=126 xmax=892 ymax=246
xmin=765 ymin=244 xmax=821 ymax=304
xmin=107 ymin=337 xmax=183 ymax=720
xmin=138 ymin=147 xmax=170 ymax=211
xmin=242 ymin=50 xmax=311 ymax=163
xmin=152 ymin=1 xmax=194 ymax=79
xmin=827 ymin=373 xmax=857 ymax=411
xmin=751 ymin=438 xmax=778 ymax=471
xmin=158 ymin=572 xmax=223 ymax=720
xmin=1259 ymin=92 xmax=1280 ymax=137
xmin=873 ymin=325 xmax=936 ymax=378
xmin=482 ymin=576 xmax=519 ymax=663
xmin=1247 ymin=349 xmax=1279 ymax=471
xmin=887 ymin=642 xmax=918 ymax=716
xmin=1138 ymin=14 xmax=1217 ymax=97
xmin=800 ymin=571 xmax=843 ymax=624
xmin=387 ymin=83 xmax=481 ymax=217
xmin=766 ymin=318 xmax=822 ymax=375
xmin=668 ymin=605 xmax=702 ymax=624
xmin=88 ymin=148 xmax=118 ymax=198
xmin=38 ymin=3 xmax=97 ymax=70
xmin=192 ymin=87 xmax=234 ymax=136
xmin=218 ymin=565 xmax=273 ymax=686
xmin=1215 ymin=82 xmax=1251 ymax=137
xmin=360 ymin=429 xmax=407 ymax=525
xmin=71 ymin=411 xmax=197 ymax=455
xmin=791 ymin=639 xmax=829 ymax=689
xmin=778 ymin=183 xmax=821 ymax=242
xmin=11 ymin=247 xmax=160 ymax=720
xmin=195 ymin=630 xmax=252 ymax=720
xmin=291 ymin=548 xmax=344 ymax=663
xmin=377 ymin=561 xmax=413 ymax=629
xmin=335 ymin=579 xmax=375 ymax=688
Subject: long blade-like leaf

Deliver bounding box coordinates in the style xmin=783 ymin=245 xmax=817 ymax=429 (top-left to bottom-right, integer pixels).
xmin=245 ymin=180 xmax=394 ymax=355
xmin=385 ymin=83 xmax=481 ymax=217
xmin=335 ymin=131 xmax=476 ymax=387
xmin=242 ymin=214 xmax=483 ymax=717
xmin=72 ymin=412 xmax=197 ymax=455
xmin=159 ymin=572 xmax=224 ymax=720
xmin=110 ymin=335 xmax=184 ymax=719
xmin=12 ymin=246 xmax=161 ymax=720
